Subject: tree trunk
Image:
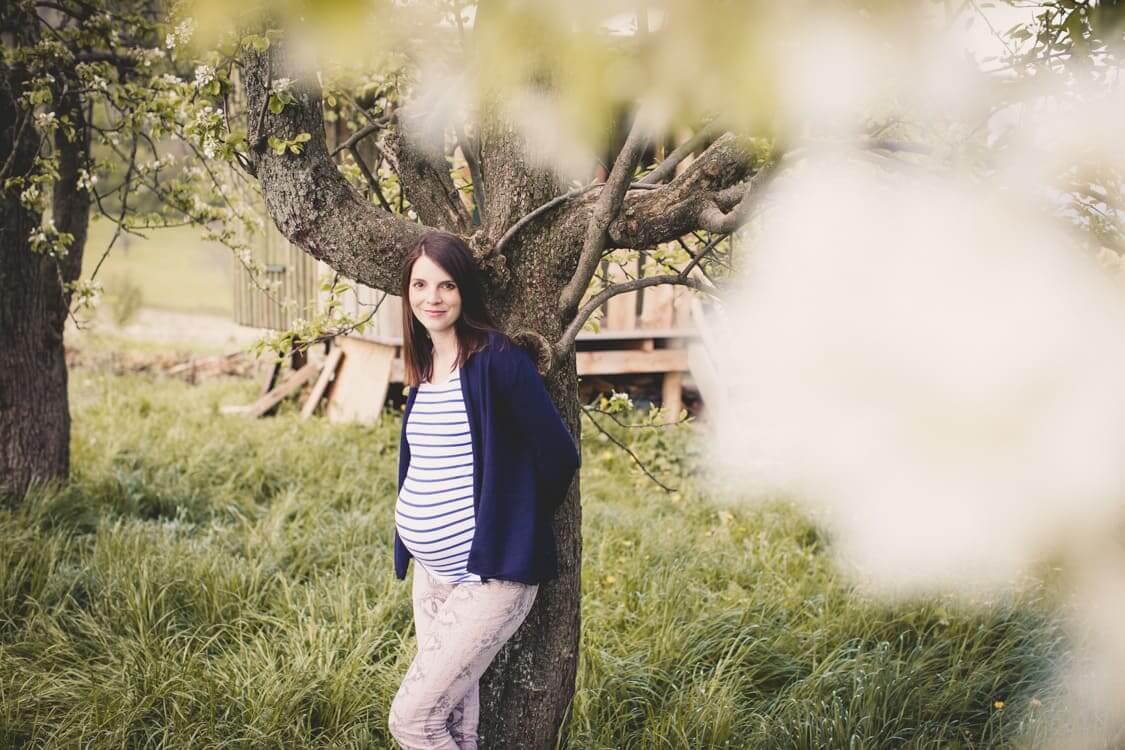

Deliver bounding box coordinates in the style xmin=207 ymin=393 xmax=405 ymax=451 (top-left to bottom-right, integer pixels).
xmin=0 ymin=59 xmax=89 ymax=503
xmin=477 ymin=222 xmax=585 ymax=749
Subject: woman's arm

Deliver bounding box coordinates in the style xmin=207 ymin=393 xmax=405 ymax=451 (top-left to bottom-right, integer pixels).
xmin=502 ymin=348 xmax=581 ymax=511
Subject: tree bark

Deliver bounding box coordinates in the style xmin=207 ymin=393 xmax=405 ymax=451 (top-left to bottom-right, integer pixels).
xmin=0 ymin=58 xmax=88 ymax=503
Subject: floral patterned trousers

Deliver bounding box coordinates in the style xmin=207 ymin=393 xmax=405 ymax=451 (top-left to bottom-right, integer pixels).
xmin=388 ymin=567 xmax=538 ymax=750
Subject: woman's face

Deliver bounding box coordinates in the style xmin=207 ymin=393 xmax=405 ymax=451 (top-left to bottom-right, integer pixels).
xmin=409 ymin=253 xmax=462 ymax=335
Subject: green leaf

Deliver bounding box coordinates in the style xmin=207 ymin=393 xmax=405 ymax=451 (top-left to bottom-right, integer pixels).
xmin=268 ymin=94 xmax=285 ymax=115
xmin=243 ymin=34 xmax=270 ymax=52
xmin=293 ymin=132 xmax=311 ymax=143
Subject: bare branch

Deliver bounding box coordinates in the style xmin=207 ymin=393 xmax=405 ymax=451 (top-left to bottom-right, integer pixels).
xmin=555 ymin=273 xmax=714 ymax=363
xmin=492 ymin=180 xmax=662 ymax=260
xmin=584 ymin=406 xmax=691 ymax=429
xmin=558 ymin=113 xmax=651 ymax=316
xmin=329 ymin=117 xmax=390 ymax=158
xmin=680 ymin=233 xmax=729 ymax=279
xmin=89 ymin=136 xmax=137 ymax=283
xmin=639 ymin=120 xmax=722 ymax=185
xmin=348 ymin=145 xmax=395 ymax=213
xmin=492 ymin=181 xmax=597 ymax=258
xmin=581 ymin=407 xmax=679 ymax=493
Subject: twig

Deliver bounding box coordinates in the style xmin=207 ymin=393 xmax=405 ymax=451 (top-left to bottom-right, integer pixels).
xmin=348 ymin=145 xmax=394 ymax=213
xmin=639 ymin=120 xmax=722 ymax=185
xmin=558 ymin=110 xmax=652 ymax=316
xmin=329 ymin=118 xmax=389 ymax=158
xmin=581 ymin=406 xmax=679 ymax=493
xmin=584 ymin=406 xmax=691 ymax=429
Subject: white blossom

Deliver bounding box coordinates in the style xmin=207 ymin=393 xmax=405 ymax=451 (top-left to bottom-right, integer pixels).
xmin=193 ymin=64 xmax=215 ymax=88
xmin=165 ymin=18 xmax=195 ymax=50
xmin=20 ymin=184 xmax=41 ymax=206
xmin=77 ymin=169 xmax=98 ymax=191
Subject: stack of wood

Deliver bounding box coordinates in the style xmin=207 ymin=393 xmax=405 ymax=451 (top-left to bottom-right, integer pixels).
xmin=220 ymin=337 xmax=398 ymax=423
xmin=65 ymin=346 xmax=259 ymax=381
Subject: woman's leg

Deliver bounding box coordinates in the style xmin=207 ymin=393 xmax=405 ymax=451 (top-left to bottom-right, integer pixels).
xmin=388 ymin=574 xmax=538 ymax=750
xmin=399 ymin=568 xmax=476 ymax=746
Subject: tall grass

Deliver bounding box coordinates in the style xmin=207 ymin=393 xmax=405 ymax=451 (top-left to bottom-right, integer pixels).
xmin=0 ymin=369 xmax=1068 ymax=748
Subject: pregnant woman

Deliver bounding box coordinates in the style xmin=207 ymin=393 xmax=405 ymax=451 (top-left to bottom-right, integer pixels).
xmin=388 ymin=231 xmax=580 ymax=750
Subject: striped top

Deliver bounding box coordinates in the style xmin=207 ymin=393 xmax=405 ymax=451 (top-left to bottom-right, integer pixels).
xmin=394 ymin=368 xmax=479 ymax=583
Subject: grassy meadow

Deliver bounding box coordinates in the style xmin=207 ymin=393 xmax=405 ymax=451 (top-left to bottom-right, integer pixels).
xmin=81 ymin=221 xmax=234 ymax=318
xmin=1 ymin=357 xmax=1071 ymax=748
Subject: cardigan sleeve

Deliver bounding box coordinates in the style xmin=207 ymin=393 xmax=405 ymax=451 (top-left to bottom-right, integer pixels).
xmin=503 ymin=347 xmax=581 ymax=511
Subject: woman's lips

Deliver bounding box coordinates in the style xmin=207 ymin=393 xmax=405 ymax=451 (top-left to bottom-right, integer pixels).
xmin=424 ymin=310 xmax=446 ymax=317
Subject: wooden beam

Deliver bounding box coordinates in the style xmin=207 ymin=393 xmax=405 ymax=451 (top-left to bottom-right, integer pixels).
xmin=575 ymin=349 xmax=689 ymax=376
xmin=661 ymin=371 xmax=683 ymax=422
xmin=300 ymin=346 xmax=345 ymax=420
xmin=223 ymin=361 xmax=321 ymax=418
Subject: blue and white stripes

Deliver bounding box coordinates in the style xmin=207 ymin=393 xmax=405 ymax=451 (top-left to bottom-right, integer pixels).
xmin=394 ymin=369 xmax=479 ymax=583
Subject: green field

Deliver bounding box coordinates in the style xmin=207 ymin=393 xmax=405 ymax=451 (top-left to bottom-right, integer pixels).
xmin=1 ymin=360 xmax=1072 ymax=748
xmin=80 ymin=220 xmax=235 ymax=317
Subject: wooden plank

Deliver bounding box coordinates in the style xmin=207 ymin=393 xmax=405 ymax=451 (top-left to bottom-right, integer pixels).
xmin=577 ymin=327 xmax=699 ymax=342
xmin=639 ymin=283 xmax=677 ymax=330
xmin=662 ymin=371 xmax=683 ymax=422
xmin=300 ymin=346 xmax=345 ymax=420
xmin=576 ymin=349 xmax=689 ymax=376
xmin=225 ymin=360 xmax=321 ymax=418
xmin=258 ymin=359 xmax=282 ymax=398
xmin=326 ymin=336 xmax=396 ymax=425
xmin=687 ymin=342 xmax=722 ymax=415
xmin=605 ymin=291 xmax=636 ymax=331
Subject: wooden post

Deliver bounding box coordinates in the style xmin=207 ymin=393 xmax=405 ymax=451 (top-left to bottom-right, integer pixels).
xmin=662 ymin=371 xmax=683 ymax=422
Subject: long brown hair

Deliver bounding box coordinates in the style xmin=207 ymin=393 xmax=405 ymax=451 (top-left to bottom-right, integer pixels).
xmin=401 ymin=231 xmax=500 ymax=386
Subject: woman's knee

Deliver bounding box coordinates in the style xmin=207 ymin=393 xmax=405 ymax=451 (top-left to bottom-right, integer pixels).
xmin=388 ymin=689 xmax=415 ymax=747
xmin=389 ymin=688 xmax=448 ymax=749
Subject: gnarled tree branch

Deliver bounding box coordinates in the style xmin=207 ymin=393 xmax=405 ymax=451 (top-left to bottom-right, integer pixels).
xmin=385 ymin=103 xmax=472 ymax=233
xmin=240 ymin=41 xmax=433 ymax=293
xmin=597 ymin=132 xmax=759 ymax=250
xmin=557 ymin=112 xmax=650 ymax=317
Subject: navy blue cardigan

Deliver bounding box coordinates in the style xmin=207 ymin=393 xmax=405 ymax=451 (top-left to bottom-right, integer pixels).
xmin=395 ymin=331 xmax=580 ymax=584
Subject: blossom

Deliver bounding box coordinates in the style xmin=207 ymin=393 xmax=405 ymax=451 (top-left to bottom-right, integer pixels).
xmin=193 ymin=64 xmax=215 ymax=89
